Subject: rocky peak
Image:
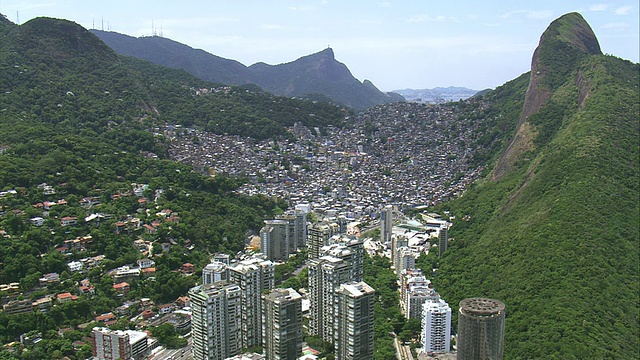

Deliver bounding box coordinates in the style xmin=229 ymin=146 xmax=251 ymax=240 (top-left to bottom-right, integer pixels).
xmin=492 ymin=12 xmax=601 ymax=181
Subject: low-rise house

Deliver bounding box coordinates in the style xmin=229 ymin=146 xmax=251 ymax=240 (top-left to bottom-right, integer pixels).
xmin=60 ymin=216 xmax=77 ymax=226
xmin=30 ymin=217 xmax=44 ymax=226
xmin=56 ymin=292 xmax=78 ymax=303
xmin=175 ymin=296 xmax=190 ymax=309
xmin=79 ymin=284 xmax=95 ymax=295
xmin=32 ymin=296 xmax=53 ymax=313
xmin=39 ymin=273 xmax=60 ymax=287
xmin=137 ymin=258 xmax=155 ymax=269
xmin=112 ymin=282 xmax=130 ymax=296
xmin=95 ymin=313 xmax=116 ymax=324
xmin=157 ymin=304 xmax=173 ymax=315
xmin=68 ymin=260 xmax=84 ymax=272
xmin=141 ymin=309 xmax=155 ymax=320
xmin=141 ymin=267 xmax=156 ymax=278
xmin=181 ymin=263 xmax=194 ymax=274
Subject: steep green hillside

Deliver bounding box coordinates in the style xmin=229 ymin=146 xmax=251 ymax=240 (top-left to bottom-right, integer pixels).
xmin=435 ymin=13 xmax=639 ymax=358
xmin=0 ymin=17 xmax=347 ymax=142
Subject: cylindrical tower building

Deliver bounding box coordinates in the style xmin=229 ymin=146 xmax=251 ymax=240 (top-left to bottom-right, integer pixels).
xmin=457 ymin=298 xmax=506 ymax=360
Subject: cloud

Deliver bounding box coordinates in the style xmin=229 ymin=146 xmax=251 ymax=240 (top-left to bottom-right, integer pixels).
xmin=262 ymin=24 xmax=287 ymax=30
xmin=378 ymin=1 xmax=391 ymax=7
xmin=614 ymin=6 xmax=633 ymax=15
xmin=500 ymin=10 xmax=553 ymax=20
xmin=589 ymin=4 xmax=609 ymax=11
xmin=407 ymin=14 xmax=456 ymax=23
xmin=288 ymin=6 xmax=317 ymax=12
xmin=601 ymin=22 xmax=630 ymax=29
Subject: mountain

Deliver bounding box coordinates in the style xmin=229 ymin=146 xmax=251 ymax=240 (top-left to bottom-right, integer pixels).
xmin=434 ymin=13 xmax=639 ymax=358
xmin=91 ymin=30 xmax=253 ymax=86
xmin=92 ymin=30 xmax=400 ymax=110
xmin=393 ymin=86 xmax=479 ymax=103
xmin=249 ymin=47 xmax=400 ymax=110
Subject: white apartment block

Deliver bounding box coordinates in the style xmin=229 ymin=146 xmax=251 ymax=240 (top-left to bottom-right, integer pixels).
xmin=421 ymin=295 xmax=452 ymax=354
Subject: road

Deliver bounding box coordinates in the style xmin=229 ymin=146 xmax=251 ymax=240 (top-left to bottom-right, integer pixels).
xmin=150 ymin=337 xmax=192 ymax=360
xmin=394 ymin=337 xmax=414 ymax=360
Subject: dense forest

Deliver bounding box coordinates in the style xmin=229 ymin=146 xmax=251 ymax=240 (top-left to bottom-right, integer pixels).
xmin=434 ymin=13 xmax=639 ymax=359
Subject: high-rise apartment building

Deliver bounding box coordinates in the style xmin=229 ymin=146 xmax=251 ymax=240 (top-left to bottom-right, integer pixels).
xmin=319 ymin=236 xmax=364 ymax=282
xmin=189 ymin=282 xmax=242 ymax=360
xmin=202 ymin=261 xmax=228 ymax=284
xmin=308 ymin=256 xmax=351 ymax=342
xmin=308 ymin=221 xmax=336 ymax=259
xmin=228 ymin=256 xmax=275 ymax=349
xmin=421 ymin=295 xmax=452 ymax=353
xmin=394 ymin=246 xmax=415 ymax=274
xmin=405 ymin=280 xmax=436 ymax=319
xmin=438 ymin=223 xmax=449 ymax=257
xmin=334 ymin=282 xmax=375 ymax=360
xmin=391 ymin=233 xmax=408 ymax=266
xmin=380 ymin=205 xmax=393 ymax=245
xmin=457 ymin=298 xmax=506 ymax=360
xmin=260 ymin=219 xmax=292 ymax=261
xmin=262 ymin=288 xmax=303 ymax=360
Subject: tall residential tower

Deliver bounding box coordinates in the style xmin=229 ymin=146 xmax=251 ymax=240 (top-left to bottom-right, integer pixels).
xmin=457 ymin=298 xmax=506 ymax=360
xmin=262 ymin=288 xmax=303 ymax=360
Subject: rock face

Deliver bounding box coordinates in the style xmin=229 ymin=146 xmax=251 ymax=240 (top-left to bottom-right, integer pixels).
xmin=492 ymin=12 xmax=602 ymax=181
xmin=92 ymin=31 xmax=400 ymax=110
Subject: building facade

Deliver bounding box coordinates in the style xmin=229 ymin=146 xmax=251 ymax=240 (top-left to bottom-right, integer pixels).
xmin=189 ymin=282 xmax=242 ymax=360
xmin=308 ymin=256 xmax=351 ymax=342
xmin=202 ymin=261 xmax=228 ymax=284
xmin=334 ymin=282 xmax=375 ymax=360
xmin=91 ymin=327 xmax=132 ymax=360
xmin=228 ymin=256 xmax=275 ymax=349
xmin=260 ymin=219 xmax=292 ymax=261
xmin=262 ymin=288 xmax=303 ymax=360
xmin=421 ymin=295 xmax=452 ymax=353
xmin=308 ymin=221 xmax=336 ymax=259
xmin=457 ymin=298 xmax=506 ymax=360
xmin=380 ymin=205 xmax=393 ymax=245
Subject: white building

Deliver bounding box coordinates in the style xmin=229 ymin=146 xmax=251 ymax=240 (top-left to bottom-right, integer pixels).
xmin=421 ymin=295 xmax=452 ymax=354
xmin=67 ymin=261 xmax=84 ymax=272
xmin=91 ymin=327 xmax=147 ymax=360
xmin=202 ymin=261 xmax=228 ymax=284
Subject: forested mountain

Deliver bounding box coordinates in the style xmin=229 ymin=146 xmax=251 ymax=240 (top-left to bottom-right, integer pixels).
xmin=0 ymin=13 xmax=343 ymax=309
xmin=92 ymin=30 xmax=401 ymax=110
xmin=248 ymin=48 xmax=401 ymax=110
xmin=433 ymin=13 xmax=639 ymax=358
xmin=90 ymin=30 xmax=253 ymax=86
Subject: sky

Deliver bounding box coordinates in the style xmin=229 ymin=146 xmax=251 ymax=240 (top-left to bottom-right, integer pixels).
xmin=1 ymin=0 xmax=638 ymax=91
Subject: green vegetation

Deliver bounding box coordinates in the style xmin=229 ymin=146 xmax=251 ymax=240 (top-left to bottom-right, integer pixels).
xmin=364 ymin=254 xmax=405 ymax=360
xmin=0 ymin=15 xmax=346 ymax=359
xmin=434 ymin=43 xmax=639 ymax=359
xmin=150 ymin=323 xmax=187 ymax=349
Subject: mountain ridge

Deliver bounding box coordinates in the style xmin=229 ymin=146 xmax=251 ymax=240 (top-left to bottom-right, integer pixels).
xmin=91 ymin=30 xmax=400 ymax=110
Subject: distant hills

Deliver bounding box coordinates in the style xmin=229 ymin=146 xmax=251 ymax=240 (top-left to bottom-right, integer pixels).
xmin=434 ymin=12 xmax=639 ymax=358
xmin=91 ymin=30 xmax=401 ymax=110
xmin=393 ymin=87 xmax=480 ymax=103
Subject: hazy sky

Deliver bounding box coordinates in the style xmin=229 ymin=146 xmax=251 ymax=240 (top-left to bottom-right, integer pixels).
xmin=1 ymin=1 xmax=638 ymax=91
